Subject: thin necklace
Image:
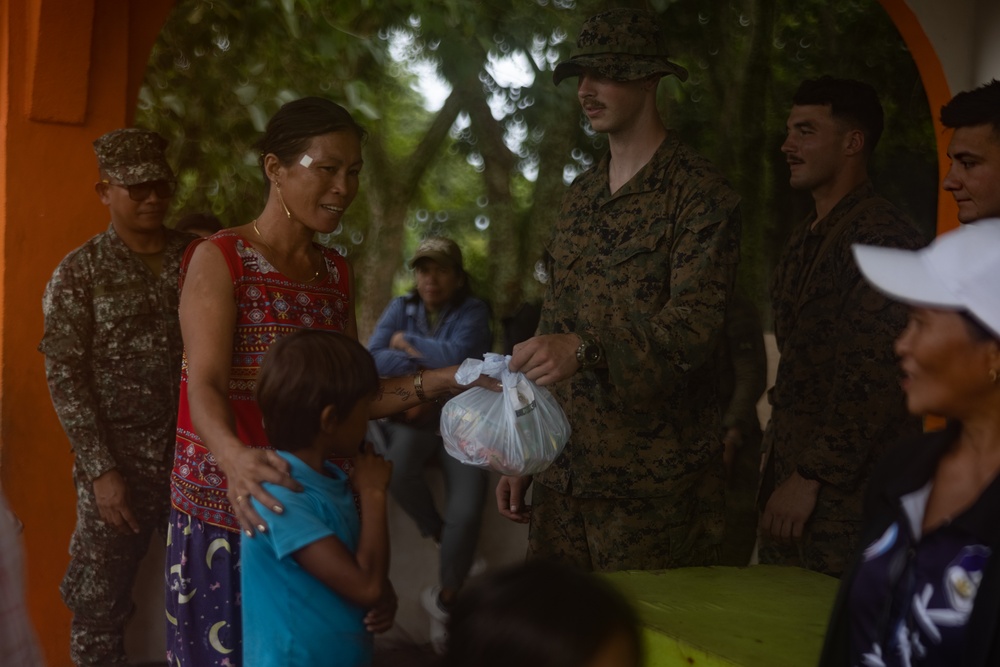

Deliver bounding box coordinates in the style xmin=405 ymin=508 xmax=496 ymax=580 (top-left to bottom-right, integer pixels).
xmin=251 ymin=219 xmax=324 ymax=284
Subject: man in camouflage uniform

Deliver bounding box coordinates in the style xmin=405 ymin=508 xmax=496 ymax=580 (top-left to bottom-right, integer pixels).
xmin=39 ymin=128 xmax=193 ymax=665
xmin=496 ymin=8 xmax=742 ymax=571
xmin=939 ymin=79 xmax=1000 ymax=224
xmin=758 ymin=77 xmax=925 ymax=577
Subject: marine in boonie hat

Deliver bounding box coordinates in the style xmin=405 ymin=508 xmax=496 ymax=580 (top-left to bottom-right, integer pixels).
xmin=552 ymin=8 xmax=689 ymax=86
xmin=409 ymin=237 xmax=464 ymax=270
xmin=93 ymin=128 xmax=174 ymax=186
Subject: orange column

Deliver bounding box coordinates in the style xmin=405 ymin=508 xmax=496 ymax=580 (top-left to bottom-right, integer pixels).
xmin=877 ymin=0 xmax=958 ymax=234
xmin=1 ymin=1 xmax=174 ymax=664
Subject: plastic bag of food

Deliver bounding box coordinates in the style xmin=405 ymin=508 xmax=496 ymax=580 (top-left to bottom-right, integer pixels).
xmin=441 ymin=353 xmax=571 ymax=476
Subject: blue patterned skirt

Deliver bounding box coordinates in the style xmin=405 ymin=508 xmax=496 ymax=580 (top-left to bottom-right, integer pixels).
xmin=165 ymin=507 xmax=243 ymax=666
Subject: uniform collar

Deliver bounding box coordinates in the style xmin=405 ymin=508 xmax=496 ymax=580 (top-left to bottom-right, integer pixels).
xmin=807 ymin=180 xmax=877 ymax=235
xmin=592 ymin=134 xmax=679 ymax=202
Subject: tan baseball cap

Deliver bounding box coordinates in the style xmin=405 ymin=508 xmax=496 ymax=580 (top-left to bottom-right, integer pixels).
xmin=409 ymin=237 xmax=464 ymax=270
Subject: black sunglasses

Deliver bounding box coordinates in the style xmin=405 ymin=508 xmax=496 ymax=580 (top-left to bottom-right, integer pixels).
xmin=101 ymin=179 xmax=176 ymax=202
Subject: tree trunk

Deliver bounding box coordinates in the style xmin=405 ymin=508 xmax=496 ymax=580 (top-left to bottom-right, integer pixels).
xmin=355 ymin=90 xmax=464 ymax=340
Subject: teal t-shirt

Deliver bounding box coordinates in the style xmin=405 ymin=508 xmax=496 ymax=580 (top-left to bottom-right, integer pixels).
xmin=241 ymin=451 xmax=371 ymax=666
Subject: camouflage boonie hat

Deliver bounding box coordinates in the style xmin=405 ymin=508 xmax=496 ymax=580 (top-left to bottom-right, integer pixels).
xmin=93 ymin=128 xmax=173 ymax=185
xmin=553 ymin=8 xmax=689 ymax=85
xmin=410 ymin=237 xmax=464 ymax=270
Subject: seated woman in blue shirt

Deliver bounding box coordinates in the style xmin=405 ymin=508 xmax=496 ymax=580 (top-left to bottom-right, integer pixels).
xmin=367 ymin=237 xmax=492 ymax=650
xmin=820 ymin=219 xmax=1000 ymax=666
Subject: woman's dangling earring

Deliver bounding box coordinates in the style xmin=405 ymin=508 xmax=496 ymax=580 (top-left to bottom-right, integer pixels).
xmin=274 ymin=181 xmax=292 ymax=220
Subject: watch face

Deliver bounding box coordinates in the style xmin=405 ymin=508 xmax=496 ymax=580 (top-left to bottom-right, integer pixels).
xmin=577 ymin=341 xmax=600 ymax=367
xmin=576 ymin=335 xmax=602 ymax=368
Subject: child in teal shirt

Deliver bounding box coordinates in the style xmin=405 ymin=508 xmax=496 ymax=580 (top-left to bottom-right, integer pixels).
xmin=242 ymin=330 xmax=394 ymax=666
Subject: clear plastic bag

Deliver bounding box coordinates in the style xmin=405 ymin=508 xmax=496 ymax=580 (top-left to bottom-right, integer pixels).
xmin=441 ymin=353 xmax=571 ymax=476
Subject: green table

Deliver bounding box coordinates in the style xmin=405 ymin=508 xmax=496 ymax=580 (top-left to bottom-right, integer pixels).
xmin=605 ymin=566 xmax=838 ymax=667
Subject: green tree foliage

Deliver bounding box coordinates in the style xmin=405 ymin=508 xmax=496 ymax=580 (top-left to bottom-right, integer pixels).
xmin=138 ymin=0 xmax=936 ymax=338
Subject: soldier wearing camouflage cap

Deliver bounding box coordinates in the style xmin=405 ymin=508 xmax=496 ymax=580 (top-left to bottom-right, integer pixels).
xmin=39 ymin=128 xmax=193 ymax=665
xmin=497 ymin=8 xmax=743 ymax=572
xmin=93 ymin=127 xmax=174 ymax=185
xmin=551 ymin=7 xmax=688 ymax=85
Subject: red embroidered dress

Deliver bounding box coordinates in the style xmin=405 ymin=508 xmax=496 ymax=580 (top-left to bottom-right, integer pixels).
xmin=170 ymin=231 xmax=352 ymax=532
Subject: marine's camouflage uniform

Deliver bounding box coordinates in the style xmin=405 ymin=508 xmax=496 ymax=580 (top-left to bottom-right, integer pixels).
xmin=40 ymin=224 xmax=192 ymax=665
xmin=530 ymin=134 xmax=742 ymax=571
xmin=758 ymin=181 xmax=925 ymax=577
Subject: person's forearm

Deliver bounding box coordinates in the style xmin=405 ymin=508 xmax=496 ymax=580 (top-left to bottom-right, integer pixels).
xmin=187 ymin=382 xmax=247 ymax=470
xmin=353 ymin=489 xmax=390 ymax=606
xmin=44 ymin=359 xmax=117 ymax=479
xmin=369 ymin=367 xmax=456 ymax=419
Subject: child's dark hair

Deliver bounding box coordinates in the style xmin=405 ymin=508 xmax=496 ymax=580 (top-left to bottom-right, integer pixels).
xmin=256 ymin=330 xmax=378 ymax=451
xmin=792 ymin=76 xmax=884 ymax=155
xmin=443 ymin=559 xmax=643 ymax=667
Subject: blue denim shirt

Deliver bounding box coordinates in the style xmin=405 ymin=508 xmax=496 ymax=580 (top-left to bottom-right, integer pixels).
xmin=367 ymin=293 xmax=492 ymax=376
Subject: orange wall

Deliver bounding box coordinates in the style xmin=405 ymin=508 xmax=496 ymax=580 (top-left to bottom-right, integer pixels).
xmin=878 ymin=0 xmax=958 ymax=234
xmin=1 ymin=1 xmax=174 ymax=664
xmin=0 ymin=1 xmax=954 ymax=665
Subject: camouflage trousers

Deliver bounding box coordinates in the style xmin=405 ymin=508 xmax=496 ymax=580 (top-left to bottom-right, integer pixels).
xmin=527 ymin=471 xmax=724 ymax=572
xmin=61 ymin=456 xmax=170 ymax=666
xmin=756 ymin=518 xmax=859 ymax=578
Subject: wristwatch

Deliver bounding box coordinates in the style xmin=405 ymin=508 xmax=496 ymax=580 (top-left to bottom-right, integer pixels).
xmin=575 ymin=332 xmax=604 ymax=370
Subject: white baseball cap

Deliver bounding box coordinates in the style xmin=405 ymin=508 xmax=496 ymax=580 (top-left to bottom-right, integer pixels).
xmin=852 ymin=218 xmax=1000 ymax=338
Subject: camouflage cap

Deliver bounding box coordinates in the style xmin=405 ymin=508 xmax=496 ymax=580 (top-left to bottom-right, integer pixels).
xmin=93 ymin=128 xmax=173 ymax=186
xmin=410 ymin=237 xmax=464 ymax=270
xmin=553 ymin=8 xmax=689 ymax=86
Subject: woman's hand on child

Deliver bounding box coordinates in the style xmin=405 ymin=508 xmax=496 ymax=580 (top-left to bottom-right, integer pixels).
xmin=351 ymin=442 xmax=392 ymax=494
xmin=223 ymin=446 xmax=302 ymax=537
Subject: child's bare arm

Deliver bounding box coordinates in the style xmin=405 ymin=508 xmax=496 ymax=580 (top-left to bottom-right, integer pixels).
xmin=293 ymin=445 xmax=391 ymax=608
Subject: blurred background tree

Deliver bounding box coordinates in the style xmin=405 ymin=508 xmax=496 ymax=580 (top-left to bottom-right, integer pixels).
xmin=139 ymin=0 xmax=936 ymax=339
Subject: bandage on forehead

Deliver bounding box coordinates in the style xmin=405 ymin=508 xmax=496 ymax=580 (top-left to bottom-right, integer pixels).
xmin=299 ymin=154 xmax=314 ymax=168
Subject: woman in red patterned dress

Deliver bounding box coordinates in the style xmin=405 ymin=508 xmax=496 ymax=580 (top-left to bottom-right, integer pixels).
xmin=165 ymin=98 xmax=472 ymax=666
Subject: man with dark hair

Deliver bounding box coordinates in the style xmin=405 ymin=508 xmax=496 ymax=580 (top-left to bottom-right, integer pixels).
xmin=39 ymin=128 xmax=193 ymax=665
xmin=940 ymin=79 xmax=1000 ymax=223
xmin=496 ymin=8 xmax=742 ymax=571
xmin=792 ymin=76 xmax=886 ymax=155
xmin=758 ymin=77 xmax=924 ymax=577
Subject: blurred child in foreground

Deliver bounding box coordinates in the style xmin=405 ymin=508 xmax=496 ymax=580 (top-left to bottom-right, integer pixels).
xmin=443 ymin=559 xmax=643 ymax=667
